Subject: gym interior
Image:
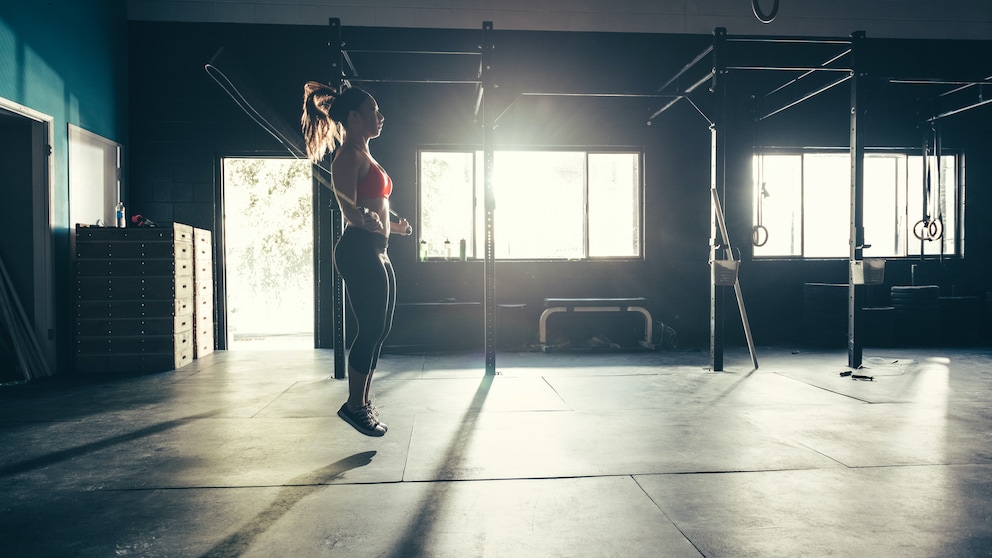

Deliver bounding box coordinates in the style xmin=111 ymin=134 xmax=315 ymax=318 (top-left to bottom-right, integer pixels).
xmin=2 ymin=1 xmax=992 ymax=556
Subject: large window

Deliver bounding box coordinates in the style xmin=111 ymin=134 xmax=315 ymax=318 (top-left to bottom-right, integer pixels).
xmin=753 ymin=151 xmax=958 ymax=258
xmin=420 ymin=150 xmax=642 ymax=260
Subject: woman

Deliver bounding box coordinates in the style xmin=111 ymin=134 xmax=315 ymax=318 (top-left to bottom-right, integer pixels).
xmin=302 ymin=81 xmax=412 ymax=437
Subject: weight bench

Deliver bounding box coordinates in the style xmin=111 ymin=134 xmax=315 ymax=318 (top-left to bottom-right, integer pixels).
xmin=539 ymin=298 xmax=655 ymax=351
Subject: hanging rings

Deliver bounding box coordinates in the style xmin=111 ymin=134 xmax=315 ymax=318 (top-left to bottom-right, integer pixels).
xmin=916 ymin=122 xmax=944 ymax=244
xmin=752 ymin=0 xmax=780 ymax=24
xmin=913 ymin=218 xmax=943 ymax=242
xmin=752 ymin=225 xmax=769 ymax=247
xmin=753 ymin=178 xmax=770 ymax=247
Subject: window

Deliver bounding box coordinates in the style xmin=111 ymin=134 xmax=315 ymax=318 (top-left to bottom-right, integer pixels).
xmin=753 ymin=151 xmax=958 ymax=258
xmin=419 ymin=150 xmax=642 ymax=260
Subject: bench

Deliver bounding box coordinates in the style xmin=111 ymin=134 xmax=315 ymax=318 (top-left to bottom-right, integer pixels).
xmin=539 ymin=298 xmax=655 ymax=351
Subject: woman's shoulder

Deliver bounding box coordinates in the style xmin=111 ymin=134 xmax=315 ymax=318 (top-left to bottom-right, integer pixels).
xmin=332 ymin=147 xmax=365 ymax=174
xmin=335 ymin=145 xmax=372 ymax=166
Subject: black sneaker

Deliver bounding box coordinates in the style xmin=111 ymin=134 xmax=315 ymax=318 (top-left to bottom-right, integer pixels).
xmin=367 ymin=402 xmax=388 ymax=432
xmin=338 ymin=403 xmax=386 ymax=437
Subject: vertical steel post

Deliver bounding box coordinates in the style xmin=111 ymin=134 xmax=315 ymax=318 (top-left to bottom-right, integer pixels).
xmin=710 ymin=28 xmax=728 ymax=372
xmin=481 ymin=21 xmax=497 ymax=375
xmin=848 ymin=31 xmax=866 ymax=370
xmin=328 ymin=17 xmax=347 ymax=379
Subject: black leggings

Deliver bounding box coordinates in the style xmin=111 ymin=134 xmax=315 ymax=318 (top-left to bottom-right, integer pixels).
xmin=333 ymin=227 xmax=396 ymax=374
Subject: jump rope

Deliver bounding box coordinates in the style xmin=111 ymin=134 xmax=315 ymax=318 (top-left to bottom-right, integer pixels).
xmin=204 ymin=48 xmax=401 ymax=224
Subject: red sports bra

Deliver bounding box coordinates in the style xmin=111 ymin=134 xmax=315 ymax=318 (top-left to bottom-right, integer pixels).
xmin=357 ymin=163 xmax=392 ymax=200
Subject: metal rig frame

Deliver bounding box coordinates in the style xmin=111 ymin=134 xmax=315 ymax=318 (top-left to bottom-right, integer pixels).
xmin=649 ymin=27 xmax=992 ymax=371
xmin=321 ymin=18 xmax=496 ymax=377
xmin=321 ymin=18 xmax=685 ymax=377
xmin=321 ymin=20 xmax=991 ymax=376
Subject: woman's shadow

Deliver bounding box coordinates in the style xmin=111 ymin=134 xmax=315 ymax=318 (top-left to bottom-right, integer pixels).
xmin=199 ymin=450 xmax=377 ymax=558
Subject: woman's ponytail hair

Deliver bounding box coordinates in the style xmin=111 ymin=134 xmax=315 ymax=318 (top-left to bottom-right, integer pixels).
xmin=301 ymin=81 xmax=372 ymax=163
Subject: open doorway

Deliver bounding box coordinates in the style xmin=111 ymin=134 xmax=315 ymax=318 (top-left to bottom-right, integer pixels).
xmin=0 ymin=99 xmax=54 ymax=380
xmin=222 ymin=157 xmax=314 ymax=350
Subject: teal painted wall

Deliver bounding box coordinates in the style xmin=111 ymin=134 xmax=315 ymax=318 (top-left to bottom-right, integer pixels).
xmin=0 ymin=0 xmax=127 ymax=373
xmin=1 ymin=0 xmax=128 ymax=214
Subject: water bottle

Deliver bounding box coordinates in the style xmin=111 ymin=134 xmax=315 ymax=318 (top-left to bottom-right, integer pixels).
xmin=419 ymin=239 xmax=427 ymax=262
xmin=115 ymin=201 xmax=126 ymax=228
xmin=444 ymin=239 xmax=451 ymax=260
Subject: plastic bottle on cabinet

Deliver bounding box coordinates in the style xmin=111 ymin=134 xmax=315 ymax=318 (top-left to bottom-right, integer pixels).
xmin=115 ymin=201 xmax=126 ymax=228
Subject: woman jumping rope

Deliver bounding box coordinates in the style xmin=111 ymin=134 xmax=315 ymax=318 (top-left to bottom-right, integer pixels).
xmin=302 ymin=81 xmax=412 ymax=436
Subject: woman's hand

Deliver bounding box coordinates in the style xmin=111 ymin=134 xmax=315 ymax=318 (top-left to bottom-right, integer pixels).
xmin=360 ymin=207 xmax=384 ymax=232
xmin=393 ymin=218 xmax=413 ymax=236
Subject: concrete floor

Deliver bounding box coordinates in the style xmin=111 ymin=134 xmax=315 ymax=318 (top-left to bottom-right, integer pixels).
xmin=1 ymin=345 xmax=990 ymax=557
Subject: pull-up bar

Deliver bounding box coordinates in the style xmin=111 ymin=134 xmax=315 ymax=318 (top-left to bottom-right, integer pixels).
xmin=344 ymin=49 xmax=481 ymax=56
xmin=725 ymin=35 xmax=851 ymax=45
xmin=762 ymin=47 xmax=851 ymax=98
xmin=649 ymin=28 xmax=859 ymax=125
xmin=886 ymin=73 xmax=992 ymax=122
xmin=338 ymin=36 xmax=483 ymax=87
xmin=346 ymin=78 xmax=482 ymax=85
xmin=648 ymin=69 xmax=716 ymax=123
xmin=758 ymin=72 xmax=852 ymax=121
xmin=927 ymin=94 xmax=992 ymax=122
xmin=654 ymin=44 xmax=715 ymax=96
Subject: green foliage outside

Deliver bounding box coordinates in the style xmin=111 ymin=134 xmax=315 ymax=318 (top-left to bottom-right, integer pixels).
xmin=224 ymin=158 xmax=313 ymax=336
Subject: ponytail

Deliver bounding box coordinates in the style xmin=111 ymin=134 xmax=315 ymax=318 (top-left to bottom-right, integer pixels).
xmin=301 ymin=81 xmax=373 ymax=163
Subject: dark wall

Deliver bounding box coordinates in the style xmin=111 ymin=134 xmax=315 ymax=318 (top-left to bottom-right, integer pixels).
xmin=128 ymin=21 xmax=992 ymax=350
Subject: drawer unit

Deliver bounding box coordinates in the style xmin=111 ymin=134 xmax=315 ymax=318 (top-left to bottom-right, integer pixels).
xmin=75 ymin=275 xmax=194 ymax=301
xmin=75 ymin=298 xmax=193 ymax=320
xmin=74 ymin=223 xmax=197 ymax=374
xmin=193 ymin=228 xmax=215 ymax=358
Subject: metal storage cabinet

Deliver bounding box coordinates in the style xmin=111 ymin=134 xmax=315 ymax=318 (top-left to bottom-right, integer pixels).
xmin=74 ymin=223 xmax=196 ymax=373
xmin=193 ymin=227 xmax=214 ymax=358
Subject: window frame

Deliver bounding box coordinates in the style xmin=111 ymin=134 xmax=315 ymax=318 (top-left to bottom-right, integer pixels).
xmin=417 ymin=147 xmax=646 ymax=262
xmin=751 ymin=148 xmax=962 ymax=260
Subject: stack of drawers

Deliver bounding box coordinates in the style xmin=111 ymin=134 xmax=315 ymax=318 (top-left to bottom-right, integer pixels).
xmin=193 ymin=228 xmax=214 ymax=358
xmin=74 ymin=223 xmax=197 ymax=373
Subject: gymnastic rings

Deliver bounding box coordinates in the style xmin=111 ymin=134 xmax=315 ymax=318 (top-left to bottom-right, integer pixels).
xmin=752 ymin=0 xmax=779 ymax=24
xmin=752 ymin=225 xmax=769 ymax=247
xmin=912 ymin=218 xmax=943 ymax=241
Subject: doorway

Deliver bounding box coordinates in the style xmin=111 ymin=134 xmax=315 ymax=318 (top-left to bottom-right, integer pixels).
xmin=222 ymin=157 xmax=314 ymax=350
xmin=0 ymin=100 xmax=54 ymax=379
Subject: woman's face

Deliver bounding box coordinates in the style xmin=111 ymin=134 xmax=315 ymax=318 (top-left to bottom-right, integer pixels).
xmin=351 ymin=97 xmax=384 ymax=139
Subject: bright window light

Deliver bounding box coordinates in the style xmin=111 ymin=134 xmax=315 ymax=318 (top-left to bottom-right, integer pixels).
xmin=589 ymin=153 xmax=640 ymax=257
xmin=419 ymin=151 xmax=475 ymax=259
xmin=803 ymin=153 xmax=851 ymax=258
xmin=863 ymin=154 xmax=903 ymax=257
xmin=753 ymin=154 xmax=802 ymax=257
xmin=493 ymin=151 xmax=585 ymax=259
xmin=420 ymin=150 xmax=642 ymax=260
xmin=753 ymin=151 xmax=957 ymax=258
